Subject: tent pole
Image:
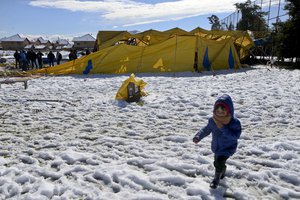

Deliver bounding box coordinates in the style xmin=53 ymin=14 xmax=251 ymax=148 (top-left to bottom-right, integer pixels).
xmin=195 ymin=36 xmax=200 ymax=73
xmin=173 ymin=35 xmax=178 ymax=73
xmin=137 ymin=46 xmax=145 ymax=73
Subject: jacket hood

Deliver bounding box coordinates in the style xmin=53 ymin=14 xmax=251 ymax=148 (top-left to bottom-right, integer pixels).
xmin=214 ymin=94 xmax=234 ymax=117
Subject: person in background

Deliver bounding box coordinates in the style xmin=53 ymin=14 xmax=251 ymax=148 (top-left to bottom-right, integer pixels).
xmin=30 ymin=50 xmax=38 ymax=69
xmin=68 ymin=50 xmax=75 ymax=61
xmin=19 ymin=50 xmax=28 ymax=71
xmin=27 ymin=50 xmax=33 ymax=69
xmin=193 ymin=94 xmax=242 ymax=189
xmin=37 ymin=51 xmax=44 ymax=69
xmin=25 ymin=51 xmax=30 ymax=68
xmin=13 ymin=50 xmax=20 ymax=69
xmin=73 ymin=50 xmax=78 ymax=59
xmin=47 ymin=51 xmax=55 ymax=67
xmin=56 ymin=51 xmax=62 ymax=65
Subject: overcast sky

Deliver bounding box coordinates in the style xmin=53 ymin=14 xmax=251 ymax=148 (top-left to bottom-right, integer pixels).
xmin=0 ymin=0 xmax=286 ymax=40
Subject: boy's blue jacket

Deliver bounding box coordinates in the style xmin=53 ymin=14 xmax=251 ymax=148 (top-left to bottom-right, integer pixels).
xmin=194 ymin=94 xmax=242 ymax=157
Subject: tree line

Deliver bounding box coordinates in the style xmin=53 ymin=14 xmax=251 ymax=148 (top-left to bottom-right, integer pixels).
xmin=208 ymin=0 xmax=299 ymax=69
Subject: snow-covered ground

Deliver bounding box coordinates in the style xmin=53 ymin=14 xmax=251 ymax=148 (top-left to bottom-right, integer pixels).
xmin=0 ymin=66 xmax=299 ymax=200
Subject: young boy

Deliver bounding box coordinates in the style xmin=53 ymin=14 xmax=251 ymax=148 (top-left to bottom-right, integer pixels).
xmin=193 ymin=94 xmax=242 ymax=189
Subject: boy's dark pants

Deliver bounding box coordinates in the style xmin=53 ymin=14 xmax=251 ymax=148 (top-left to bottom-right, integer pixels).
xmin=214 ymin=155 xmax=228 ymax=173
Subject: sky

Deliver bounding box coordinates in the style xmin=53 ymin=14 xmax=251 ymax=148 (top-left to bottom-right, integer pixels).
xmin=0 ymin=65 xmax=299 ymax=199
xmin=0 ymin=0 xmax=287 ymax=41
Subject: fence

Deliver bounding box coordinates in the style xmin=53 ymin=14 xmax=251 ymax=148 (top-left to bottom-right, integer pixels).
xmin=220 ymin=0 xmax=289 ymax=31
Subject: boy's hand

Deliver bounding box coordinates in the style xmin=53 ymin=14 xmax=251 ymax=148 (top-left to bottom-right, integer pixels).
xmin=193 ymin=136 xmax=200 ymax=144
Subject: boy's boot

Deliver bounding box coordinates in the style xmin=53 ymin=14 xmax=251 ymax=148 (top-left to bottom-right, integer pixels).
xmin=220 ymin=166 xmax=227 ymax=179
xmin=210 ymin=171 xmax=221 ymax=189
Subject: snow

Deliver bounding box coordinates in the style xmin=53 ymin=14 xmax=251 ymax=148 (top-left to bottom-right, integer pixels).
xmin=73 ymin=34 xmax=96 ymax=42
xmin=1 ymin=34 xmax=27 ymax=42
xmin=34 ymin=45 xmax=47 ymax=50
xmin=0 ymin=66 xmax=299 ymax=199
xmin=35 ymin=37 xmax=50 ymax=44
xmin=55 ymin=39 xmax=69 ymax=45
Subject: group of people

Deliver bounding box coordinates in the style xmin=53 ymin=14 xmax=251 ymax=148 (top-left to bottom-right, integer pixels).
xmin=13 ymin=50 xmax=63 ymax=71
xmin=13 ymin=49 xmax=94 ymax=71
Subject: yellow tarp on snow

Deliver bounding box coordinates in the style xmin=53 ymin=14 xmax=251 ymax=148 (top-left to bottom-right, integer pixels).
xmin=34 ymin=29 xmax=246 ymax=75
xmin=115 ymin=73 xmax=147 ymax=100
xmin=35 ymin=36 xmax=198 ymax=75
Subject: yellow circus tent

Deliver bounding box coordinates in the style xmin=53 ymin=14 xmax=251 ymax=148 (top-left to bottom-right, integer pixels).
xmin=34 ymin=27 xmax=253 ymax=75
xmin=96 ymin=27 xmax=253 ymax=52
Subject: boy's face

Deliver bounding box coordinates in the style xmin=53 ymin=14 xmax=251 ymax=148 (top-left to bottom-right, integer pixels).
xmin=214 ymin=105 xmax=229 ymax=117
